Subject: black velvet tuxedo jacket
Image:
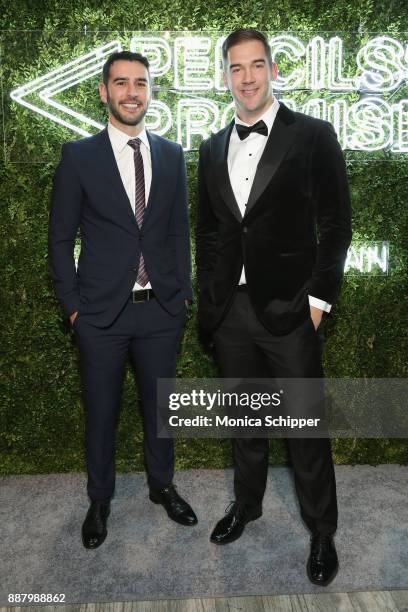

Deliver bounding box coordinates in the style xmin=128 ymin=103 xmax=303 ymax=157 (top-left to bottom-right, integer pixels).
xmin=49 ymin=128 xmax=193 ymax=327
xmin=196 ymin=103 xmax=352 ymax=336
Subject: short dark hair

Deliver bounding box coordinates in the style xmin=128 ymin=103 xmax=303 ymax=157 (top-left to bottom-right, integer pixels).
xmin=222 ymin=29 xmax=273 ymax=67
xmin=102 ymin=51 xmax=150 ymax=86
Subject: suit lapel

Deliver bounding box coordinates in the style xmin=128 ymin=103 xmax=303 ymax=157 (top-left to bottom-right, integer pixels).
xmin=95 ymin=128 xmax=138 ymax=229
xmin=245 ymin=104 xmax=297 ymax=216
xmin=212 ymin=121 xmax=242 ymax=222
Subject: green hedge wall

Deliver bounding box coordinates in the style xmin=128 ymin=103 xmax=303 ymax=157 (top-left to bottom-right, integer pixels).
xmin=1 ymin=0 xmax=407 ymax=475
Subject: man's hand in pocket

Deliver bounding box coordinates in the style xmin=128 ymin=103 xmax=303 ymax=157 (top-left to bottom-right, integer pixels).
xmin=70 ymin=311 xmax=78 ymax=326
xmin=310 ymin=305 xmax=323 ymax=330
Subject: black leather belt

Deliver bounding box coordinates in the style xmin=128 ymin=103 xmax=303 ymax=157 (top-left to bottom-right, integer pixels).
xmin=131 ymin=289 xmax=155 ymax=303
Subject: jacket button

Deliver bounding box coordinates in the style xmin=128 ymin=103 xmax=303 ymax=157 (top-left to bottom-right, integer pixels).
xmin=131 ymin=267 xmax=137 ymax=272
xmin=242 ymin=226 xmax=248 ymax=234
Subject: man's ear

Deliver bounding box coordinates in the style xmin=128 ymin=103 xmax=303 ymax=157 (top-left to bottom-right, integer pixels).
xmin=223 ymin=71 xmax=230 ymax=91
xmin=271 ymin=62 xmax=278 ymax=82
xmin=98 ymin=82 xmax=107 ymax=104
xmin=148 ymin=76 xmax=153 ymax=101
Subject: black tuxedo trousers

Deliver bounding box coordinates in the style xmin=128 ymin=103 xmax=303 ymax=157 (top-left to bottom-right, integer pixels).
xmin=74 ymin=296 xmax=187 ymax=501
xmin=213 ymin=289 xmax=337 ymax=535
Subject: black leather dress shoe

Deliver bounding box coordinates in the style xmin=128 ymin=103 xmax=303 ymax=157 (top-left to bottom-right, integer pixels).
xmin=81 ymin=501 xmax=111 ymax=549
xmin=210 ymin=501 xmax=262 ymax=545
xmin=149 ymin=484 xmax=197 ymax=526
xmin=307 ymin=533 xmax=339 ymax=586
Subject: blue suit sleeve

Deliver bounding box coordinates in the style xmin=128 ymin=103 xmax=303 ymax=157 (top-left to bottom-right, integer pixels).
xmin=48 ymin=143 xmax=83 ymax=318
xmin=169 ymin=146 xmax=193 ymax=301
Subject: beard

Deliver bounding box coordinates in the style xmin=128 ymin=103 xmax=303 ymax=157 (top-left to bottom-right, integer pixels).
xmin=106 ymin=92 xmax=148 ymax=127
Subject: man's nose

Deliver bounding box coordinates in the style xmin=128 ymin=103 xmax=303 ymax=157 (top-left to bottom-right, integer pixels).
xmin=127 ymin=83 xmax=140 ymax=97
xmin=242 ymin=69 xmax=255 ymax=83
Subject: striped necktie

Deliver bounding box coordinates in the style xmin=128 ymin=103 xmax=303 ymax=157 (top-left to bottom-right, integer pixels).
xmin=128 ymin=138 xmax=149 ymax=287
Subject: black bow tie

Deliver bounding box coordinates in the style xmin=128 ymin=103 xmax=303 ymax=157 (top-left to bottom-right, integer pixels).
xmin=235 ymin=119 xmax=268 ymax=141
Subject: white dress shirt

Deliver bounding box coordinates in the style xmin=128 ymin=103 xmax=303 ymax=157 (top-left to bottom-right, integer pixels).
xmin=107 ymin=121 xmax=152 ymax=290
xmin=228 ymin=98 xmax=331 ymax=313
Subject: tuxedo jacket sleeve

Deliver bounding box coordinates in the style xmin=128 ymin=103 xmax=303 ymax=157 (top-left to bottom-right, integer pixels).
xmin=196 ymin=141 xmax=220 ymax=290
xmin=309 ymin=122 xmax=352 ymax=304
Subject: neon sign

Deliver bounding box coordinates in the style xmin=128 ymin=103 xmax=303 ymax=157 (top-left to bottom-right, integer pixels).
xmin=73 ymin=239 xmax=390 ymax=275
xmin=344 ymin=242 xmax=389 ymax=274
xmin=9 ymin=33 xmax=408 ymax=152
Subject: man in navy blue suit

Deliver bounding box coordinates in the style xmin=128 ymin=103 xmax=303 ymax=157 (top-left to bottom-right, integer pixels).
xmin=49 ymin=51 xmax=197 ymax=549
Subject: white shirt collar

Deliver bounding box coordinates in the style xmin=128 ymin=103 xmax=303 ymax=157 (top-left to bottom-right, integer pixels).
xmin=234 ymin=96 xmax=280 ymax=134
xmin=107 ymin=121 xmax=150 ymax=154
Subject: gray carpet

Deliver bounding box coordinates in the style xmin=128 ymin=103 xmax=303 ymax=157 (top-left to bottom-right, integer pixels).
xmin=1 ymin=466 xmax=408 ymax=605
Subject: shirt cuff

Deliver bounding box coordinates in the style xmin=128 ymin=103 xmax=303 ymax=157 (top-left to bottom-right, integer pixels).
xmin=308 ymin=295 xmax=332 ymax=313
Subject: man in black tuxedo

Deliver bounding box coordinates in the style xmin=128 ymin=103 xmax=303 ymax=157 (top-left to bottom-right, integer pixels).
xmin=196 ymin=29 xmax=352 ymax=585
xmin=49 ymin=51 xmax=197 ymax=549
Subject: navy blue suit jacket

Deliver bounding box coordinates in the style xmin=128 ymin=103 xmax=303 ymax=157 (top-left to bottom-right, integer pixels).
xmin=49 ymin=128 xmax=192 ymax=327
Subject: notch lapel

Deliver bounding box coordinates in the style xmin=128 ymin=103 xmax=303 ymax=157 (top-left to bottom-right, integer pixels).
xmin=245 ymin=104 xmax=297 ymax=216
xmin=212 ymin=121 xmax=242 ymax=222
xmin=95 ymin=128 xmax=138 ymax=229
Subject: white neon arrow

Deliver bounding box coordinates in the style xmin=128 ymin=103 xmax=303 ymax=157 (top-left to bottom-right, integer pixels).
xmin=10 ymin=40 xmax=122 ymax=137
